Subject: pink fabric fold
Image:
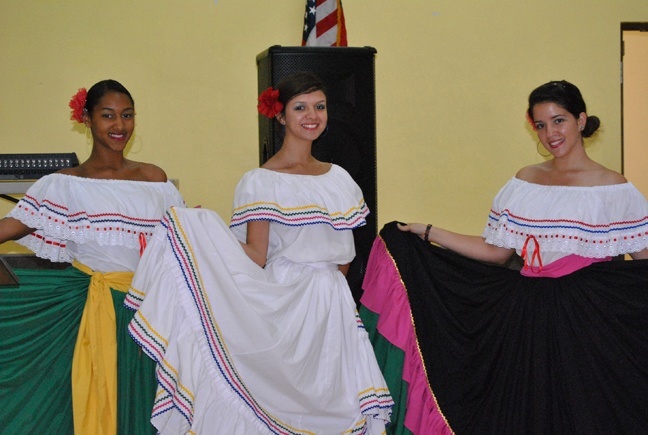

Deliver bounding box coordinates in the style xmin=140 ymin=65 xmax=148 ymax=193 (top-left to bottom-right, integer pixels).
xmin=520 ymin=253 xmax=611 ymax=277
xmin=361 ymin=237 xmax=454 ymax=435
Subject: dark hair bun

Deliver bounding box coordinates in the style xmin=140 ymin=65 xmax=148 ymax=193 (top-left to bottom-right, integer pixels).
xmin=582 ymin=115 xmax=600 ymax=138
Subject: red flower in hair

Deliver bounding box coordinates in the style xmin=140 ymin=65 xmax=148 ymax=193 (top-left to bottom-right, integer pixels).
xmin=257 ymin=87 xmax=283 ymax=118
xmin=69 ymin=88 xmax=88 ymax=123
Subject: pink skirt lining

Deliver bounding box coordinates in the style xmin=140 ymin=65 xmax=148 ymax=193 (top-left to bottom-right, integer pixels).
xmin=361 ymin=237 xmax=454 ymax=435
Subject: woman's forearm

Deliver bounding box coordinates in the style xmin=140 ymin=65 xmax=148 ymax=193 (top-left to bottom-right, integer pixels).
xmin=0 ymin=217 xmax=34 ymax=244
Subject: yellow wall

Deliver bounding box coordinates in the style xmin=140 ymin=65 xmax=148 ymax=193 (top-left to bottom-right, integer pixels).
xmin=2 ymin=0 xmax=647 ymax=255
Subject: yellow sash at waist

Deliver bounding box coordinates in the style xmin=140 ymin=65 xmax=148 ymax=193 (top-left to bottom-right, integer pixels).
xmin=71 ymin=260 xmax=133 ymax=435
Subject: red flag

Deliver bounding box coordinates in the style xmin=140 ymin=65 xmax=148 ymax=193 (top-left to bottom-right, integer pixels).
xmin=302 ymin=0 xmax=347 ymax=47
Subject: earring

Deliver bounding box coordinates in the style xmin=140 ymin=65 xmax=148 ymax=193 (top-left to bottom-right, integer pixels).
xmin=128 ymin=134 xmax=144 ymax=153
xmin=85 ymin=126 xmax=93 ymax=146
xmin=536 ymin=141 xmax=551 ymax=158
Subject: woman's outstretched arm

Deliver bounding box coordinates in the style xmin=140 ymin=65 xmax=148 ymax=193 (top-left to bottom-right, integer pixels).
xmin=398 ymin=222 xmax=514 ymax=265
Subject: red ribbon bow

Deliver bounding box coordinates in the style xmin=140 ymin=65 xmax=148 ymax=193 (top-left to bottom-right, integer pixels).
xmin=138 ymin=232 xmax=147 ymax=257
xmin=521 ymin=235 xmax=543 ymax=273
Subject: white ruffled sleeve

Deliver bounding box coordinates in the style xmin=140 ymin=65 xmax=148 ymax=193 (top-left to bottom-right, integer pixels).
xmin=7 ymin=174 xmax=185 ymax=264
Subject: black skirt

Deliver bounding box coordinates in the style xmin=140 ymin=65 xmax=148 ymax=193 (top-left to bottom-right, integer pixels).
xmin=360 ymin=221 xmax=648 ymax=435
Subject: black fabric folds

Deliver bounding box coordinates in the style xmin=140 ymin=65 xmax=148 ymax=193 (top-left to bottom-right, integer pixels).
xmin=379 ymin=221 xmax=648 ymax=434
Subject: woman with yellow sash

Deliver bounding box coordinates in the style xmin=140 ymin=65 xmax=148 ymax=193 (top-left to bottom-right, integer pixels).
xmin=0 ymin=79 xmax=185 ymax=434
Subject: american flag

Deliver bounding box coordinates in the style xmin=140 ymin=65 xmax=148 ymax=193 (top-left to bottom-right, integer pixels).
xmin=302 ymin=0 xmax=347 ymax=47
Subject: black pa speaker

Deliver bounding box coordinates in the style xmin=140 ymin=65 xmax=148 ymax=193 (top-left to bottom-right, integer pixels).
xmin=256 ymin=45 xmax=377 ymax=304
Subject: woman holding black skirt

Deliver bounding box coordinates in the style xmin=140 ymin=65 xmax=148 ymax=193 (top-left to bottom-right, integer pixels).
xmin=361 ymin=80 xmax=648 ymax=434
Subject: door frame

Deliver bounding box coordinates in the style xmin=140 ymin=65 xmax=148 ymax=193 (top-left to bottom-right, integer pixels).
xmin=620 ymin=22 xmax=648 ymax=174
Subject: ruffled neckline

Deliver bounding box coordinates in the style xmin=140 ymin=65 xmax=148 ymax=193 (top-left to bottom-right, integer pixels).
xmin=230 ymin=164 xmax=368 ymax=231
xmin=483 ymin=177 xmax=648 ymax=259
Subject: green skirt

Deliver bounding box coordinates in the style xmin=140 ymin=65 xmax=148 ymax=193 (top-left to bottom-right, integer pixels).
xmin=0 ymin=267 xmax=157 ymax=434
xmin=359 ymin=306 xmax=413 ymax=435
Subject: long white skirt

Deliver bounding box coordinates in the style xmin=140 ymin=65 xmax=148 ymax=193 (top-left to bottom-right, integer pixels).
xmin=126 ymin=207 xmax=393 ymax=435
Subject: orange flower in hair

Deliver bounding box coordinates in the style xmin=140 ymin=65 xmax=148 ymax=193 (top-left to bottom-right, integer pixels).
xmin=257 ymin=87 xmax=283 ymax=118
xmin=69 ymin=88 xmax=88 ymax=123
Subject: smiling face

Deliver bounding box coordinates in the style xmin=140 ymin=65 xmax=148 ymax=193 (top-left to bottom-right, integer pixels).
xmin=531 ymin=101 xmax=586 ymax=158
xmin=84 ymin=91 xmax=135 ymax=152
xmin=277 ymin=90 xmax=327 ymax=143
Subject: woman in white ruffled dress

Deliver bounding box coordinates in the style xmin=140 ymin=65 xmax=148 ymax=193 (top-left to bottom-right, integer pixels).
xmin=0 ymin=80 xmax=184 ymax=434
xmin=126 ymin=72 xmax=393 ymax=434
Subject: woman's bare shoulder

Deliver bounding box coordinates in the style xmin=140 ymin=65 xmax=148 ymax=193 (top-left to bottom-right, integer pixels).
xmin=56 ymin=163 xmax=88 ymax=177
xmin=514 ymin=163 xmax=546 ymax=183
xmin=515 ymin=161 xmax=627 ymax=187
xmin=134 ymin=162 xmax=168 ymax=182
xmin=260 ymin=156 xmax=284 ymax=171
xmin=261 ymin=156 xmax=330 ymax=176
xmin=54 ymin=159 xmax=166 ymax=182
xmin=594 ymin=165 xmax=627 ymax=185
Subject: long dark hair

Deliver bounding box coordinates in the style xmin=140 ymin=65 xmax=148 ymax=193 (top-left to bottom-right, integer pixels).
xmin=527 ymin=80 xmax=600 ymax=138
